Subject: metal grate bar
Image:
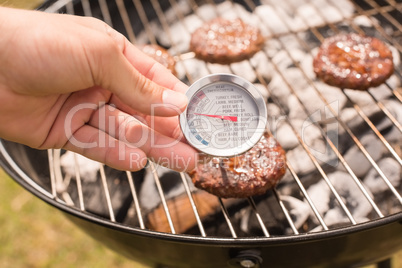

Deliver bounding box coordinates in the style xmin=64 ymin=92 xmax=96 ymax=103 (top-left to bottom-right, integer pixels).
xmin=235 ymin=7 xmax=368 ymax=222
xmin=167 ymin=0 xmax=199 ymax=72
xmin=286 ymin=161 xmax=329 ymax=231
xmin=364 ymin=91 xmax=402 ymax=133
xmin=194 ymin=0 xmax=326 ymax=233
xmin=248 ymin=197 xmax=270 ymax=237
xmin=218 ymin=198 xmax=237 ymax=238
xmin=148 ymin=162 xmax=176 ymax=234
xmin=139 ymin=0 xmax=214 ymax=235
xmin=284 ymin=0 xmax=402 ymax=147
xmin=49 ymin=150 xmax=86 ymax=209
xmin=48 ymin=149 xmax=57 ymax=198
xmin=314 ymin=0 xmax=402 ymax=103
xmin=53 ymin=149 xmax=64 ymax=196
xmin=73 ymin=153 xmax=85 ymax=211
xmin=81 ymin=0 xmax=93 ymax=16
xmin=150 ymin=0 xmax=301 ymax=235
xmin=147 ymin=0 xmax=173 ymax=43
xmin=308 ymin=18 xmax=402 ymax=170
xmin=352 ymin=1 xmax=402 ymax=52
xmin=244 ymin=0 xmax=387 ymax=217
xmin=294 ymin=0 xmax=402 ymax=204
xmin=149 ymin=0 xmax=195 ymax=83
xmin=65 ymin=0 xmax=74 ymax=14
xmin=44 ymin=0 xmax=73 ymax=13
xmin=126 ymin=171 xmax=145 ymax=229
xmin=295 ymin=0 xmax=402 ymax=162
xmin=180 ymin=173 xmax=207 ymax=237
xmin=53 ymin=150 xmax=76 ymax=206
xmin=132 ymin=0 xmax=156 ymax=44
xmin=98 ymin=0 xmax=113 ymax=26
xmin=192 ymin=0 xmax=361 ymax=225
xmin=200 ymin=0 xmax=330 ymax=232
xmin=347 ymin=98 xmax=402 ymax=165
xmin=364 ymin=0 xmax=402 ymax=33
xmin=346 ymin=3 xmax=402 ymax=103
xmin=115 ymin=0 xmax=136 ymax=43
xmin=259 ymin=129 xmax=300 ymax=234
xmin=270 ymin=72 xmax=384 ymax=218
xmin=260 ymin=84 xmax=330 ymax=229
xmin=254 ymin=0 xmax=402 ymax=206
xmin=387 ymin=0 xmax=402 ymax=12
xmin=310 ymin=0 xmax=402 ymax=107
xmin=273 ymin=189 xmax=299 ymax=235
xmin=99 ymin=164 xmax=116 ymax=222
xmin=160 ymin=0 xmax=197 ymax=82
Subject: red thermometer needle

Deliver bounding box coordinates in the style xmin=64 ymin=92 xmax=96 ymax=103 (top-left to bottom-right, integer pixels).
xmin=194 ymin=113 xmax=238 ymax=122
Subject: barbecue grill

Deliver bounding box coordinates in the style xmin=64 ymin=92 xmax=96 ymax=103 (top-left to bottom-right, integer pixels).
xmin=1 ymin=0 xmax=401 ymax=267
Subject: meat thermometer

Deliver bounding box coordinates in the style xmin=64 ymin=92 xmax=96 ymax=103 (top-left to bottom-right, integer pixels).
xmin=179 ymin=74 xmax=267 ymax=157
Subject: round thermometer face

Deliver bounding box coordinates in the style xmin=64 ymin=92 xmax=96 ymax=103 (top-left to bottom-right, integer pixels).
xmin=180 ymin=74 xmax=267 ymax=157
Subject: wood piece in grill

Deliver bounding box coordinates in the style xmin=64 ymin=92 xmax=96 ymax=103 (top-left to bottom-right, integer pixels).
xmin=147 ymin=190 xmax=231 ymax=233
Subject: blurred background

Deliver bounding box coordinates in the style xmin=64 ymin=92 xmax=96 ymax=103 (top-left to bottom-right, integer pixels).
xmin=0 ymin=0 xmax=401 ymax=267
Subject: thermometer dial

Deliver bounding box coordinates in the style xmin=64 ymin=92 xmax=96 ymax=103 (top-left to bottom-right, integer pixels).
xmin=180 ymin=74 xmax=267 ymax=157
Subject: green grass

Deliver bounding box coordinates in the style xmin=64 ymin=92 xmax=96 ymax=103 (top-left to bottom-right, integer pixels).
xmin=0 ymin=0 xmax=42 ymax=9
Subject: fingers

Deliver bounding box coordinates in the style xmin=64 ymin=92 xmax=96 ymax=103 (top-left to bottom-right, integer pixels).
xmin=123 ymin=43 xmax=188 ymax=94
xmin=69 ymin=15 xmax=188 ymax=93
xmin=63 ymin=124 xmax=148 ymax=171
xmin=86 ymin=104 xmax=198 ymax=172
xmin=70 ymin=15 xmax=188 ymax=117
xmin=64 ymin=122 xmax=197 ymax=172
xmin=104 ymin=41 xmax=188 ymax=117
xmin=108 ymin=94 xmax=186 ymax=141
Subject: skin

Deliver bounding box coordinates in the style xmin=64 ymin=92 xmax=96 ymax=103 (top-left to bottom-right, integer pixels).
xmin=0 ymin=7 xmax=198 ymax=172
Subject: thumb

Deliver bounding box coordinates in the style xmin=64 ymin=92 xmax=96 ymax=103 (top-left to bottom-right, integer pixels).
xmin=93 ymin=28 xmax=188 ymax=116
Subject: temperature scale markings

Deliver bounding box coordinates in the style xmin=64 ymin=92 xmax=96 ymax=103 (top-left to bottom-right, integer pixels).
xmin=191 ymin=130 xmax=209 ymax=146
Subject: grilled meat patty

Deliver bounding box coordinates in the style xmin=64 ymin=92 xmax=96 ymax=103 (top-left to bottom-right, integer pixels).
xmin=189 ymin=133 xmax=286 ymax=198
xmin=313 ymin=33 xmax=394 ymax=90
xmin=190 ymin=17 xmax=265 ymax=64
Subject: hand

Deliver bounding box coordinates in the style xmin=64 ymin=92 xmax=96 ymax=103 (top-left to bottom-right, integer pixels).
xmin=0 ymin=7 xmax=198 ymax=172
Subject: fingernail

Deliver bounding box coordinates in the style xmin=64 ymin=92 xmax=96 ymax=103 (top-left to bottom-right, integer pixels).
xmin=162 ymin=90 xmax=188 ymax=110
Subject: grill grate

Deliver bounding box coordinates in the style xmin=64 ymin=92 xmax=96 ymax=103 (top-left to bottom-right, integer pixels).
xmin=39 ymin=0 xmax=402 ymax=239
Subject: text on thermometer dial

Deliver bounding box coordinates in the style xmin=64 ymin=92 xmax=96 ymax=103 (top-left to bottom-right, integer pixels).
xmin=180 ymin=74 xmax=267 ymax=157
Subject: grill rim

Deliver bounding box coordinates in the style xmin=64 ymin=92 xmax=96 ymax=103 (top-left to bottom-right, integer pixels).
xmin=1 ymin=138 xmax=401 ymax=246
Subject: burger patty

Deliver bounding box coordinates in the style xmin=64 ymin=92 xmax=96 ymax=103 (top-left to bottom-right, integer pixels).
xmin=139 ymin=44 xmax=176 ymax=75
xmin=313 ymin=33 xmax=394 ymax=90
xmin=189 ymin=133 xmax=286 ymax=198
xmin=190 ymin=17 xmax=265 ymax=64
